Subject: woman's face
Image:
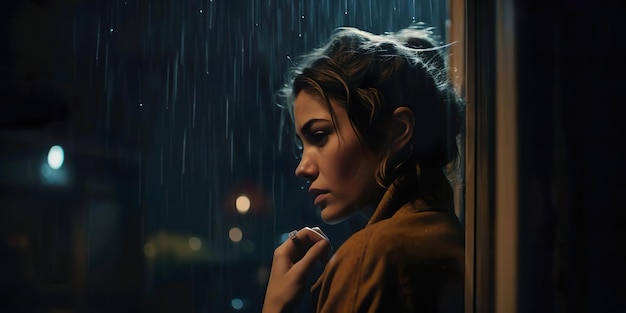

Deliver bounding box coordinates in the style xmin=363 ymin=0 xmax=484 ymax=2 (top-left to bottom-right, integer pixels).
xmin=293 ymin=90 xmax=380 ymax=224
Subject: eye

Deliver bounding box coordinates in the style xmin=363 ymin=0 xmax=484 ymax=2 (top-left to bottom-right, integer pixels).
xmin=308 ymin=130 xmax=328 ymax=145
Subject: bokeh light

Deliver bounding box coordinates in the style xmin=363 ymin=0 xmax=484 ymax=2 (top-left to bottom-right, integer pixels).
xmin=235 ymin=195 xmax=250 ymax=214
xmin=47 ymin=145 xmax=64 ymax=170
xmin=279 ymin=232 xmax=290 ymax=243
xmin=229 ymin=227 xmax=243 ymax=243
xmin=143 ymin=243 xmax=156 ymax=257
xmin=231 ymin=298 xmax=244 ymax=310
xmin=189 ymin=237 xmax=202 ymax=251
xmin=256 ymin=266 xmax=271 ymax=286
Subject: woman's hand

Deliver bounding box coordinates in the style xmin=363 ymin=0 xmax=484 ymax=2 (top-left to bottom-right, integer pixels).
xmin=262 ymin=227 xmax=331 ymax=313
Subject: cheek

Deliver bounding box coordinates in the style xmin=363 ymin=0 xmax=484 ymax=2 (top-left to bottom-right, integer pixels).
xmin=334 ymin=145 xmax=364 ymax=181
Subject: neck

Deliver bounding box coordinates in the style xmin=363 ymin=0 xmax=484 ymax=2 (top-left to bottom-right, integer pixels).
xmin=364 ymin=164 xmax=456 ymax=225
xmin=385 ymin=164 xmax=454 ymax=214
xmin=359 ymin=202 xmax=378 ymax=220
xmin=415 ymin=165 xmax=454 ymax=208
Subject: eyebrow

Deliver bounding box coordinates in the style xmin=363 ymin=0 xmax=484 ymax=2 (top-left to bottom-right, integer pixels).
xmin=297 ymin=118 xmax=329 ymax=139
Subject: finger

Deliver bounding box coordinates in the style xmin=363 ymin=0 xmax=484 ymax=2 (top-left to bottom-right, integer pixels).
xmin=273 ymin=227 xmax=331 ymax=270
xmin=298 ymin=227 xmax=329 ymax=247
xmin=271 ymin=239 xmax=302 ymax=273
xmin=289 ymin=228 xmax=324 ymax=257
xmin=305 ymin=226 xmax=329 ymax=241
xmin=272 ymin=227 xmax=318 ymax=267
xmin=270 ymin=251 xmax=294 ymax=276
xmin=289 ymin=239 xmax=331 ymax=279
xmin=306 ymin=227 xmax=333 ymax=250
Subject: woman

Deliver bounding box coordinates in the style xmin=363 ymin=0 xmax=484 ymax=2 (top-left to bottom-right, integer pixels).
xmin=263 ymin=25 xmax=465 ymax=312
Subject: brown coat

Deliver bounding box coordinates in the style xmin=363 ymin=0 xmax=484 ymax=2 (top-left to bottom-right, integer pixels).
xmin=310 ymin=174 xmax=465 ymax=313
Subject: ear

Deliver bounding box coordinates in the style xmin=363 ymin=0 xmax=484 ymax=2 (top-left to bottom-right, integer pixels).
xmin=390 ymin=107 xmax=414 ymax=153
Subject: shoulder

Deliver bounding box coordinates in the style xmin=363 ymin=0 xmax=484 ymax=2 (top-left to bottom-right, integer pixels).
xmin=342 ymin=208 xmax=464 ymax=264
xmin=312 ymin=208 xmax=464 ymax=312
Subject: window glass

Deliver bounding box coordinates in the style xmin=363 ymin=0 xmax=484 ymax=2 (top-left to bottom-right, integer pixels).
xmin=1 ymin=1 xmax=465 ymax=312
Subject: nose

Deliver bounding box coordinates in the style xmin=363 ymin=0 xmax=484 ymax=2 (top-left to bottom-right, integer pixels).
xmin=295 ymin=153 xmax=317 ymax=181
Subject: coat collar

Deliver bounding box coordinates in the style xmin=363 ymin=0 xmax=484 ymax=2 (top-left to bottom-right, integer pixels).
xmin=368 ymin=164 xmax=423 ymax=225
xmin=367 ymin=164 xmax=452 ymax=225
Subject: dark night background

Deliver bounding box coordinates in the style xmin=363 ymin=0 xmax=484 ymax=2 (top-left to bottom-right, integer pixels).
xmin=2 ymin=0 xmax=626 ymax=312
xmin=0 ymin=0 xmax=451 ymax=312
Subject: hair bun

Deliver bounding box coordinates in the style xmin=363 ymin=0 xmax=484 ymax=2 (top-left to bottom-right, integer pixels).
xmin=390 ymin=25 xmax=446 ymax=73
xmin=404 ymin=37 xmax=436 ymax=50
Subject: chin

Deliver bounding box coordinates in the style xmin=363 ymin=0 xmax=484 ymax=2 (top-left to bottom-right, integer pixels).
xmin=319 ymin=205 xmax=355 ymax=225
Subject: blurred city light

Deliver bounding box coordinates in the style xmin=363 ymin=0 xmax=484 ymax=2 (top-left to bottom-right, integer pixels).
xmin=188 ymin=237 xmax=202 ymax=251
xmin=231 ymin=298 xmax=244 ymax=310
xmin=280 ymin=232 xmax=290 ymax=243
xmin=256 ymin=266 xmax=271 ymax=286
xmin=142 ymin=231 xmax=215 ymax=264
xmin=40 ymin=163 xmax=69 ymax=185
xmin=229 ymin=227 xmax=243 ymax=243
xmin=47 ymin=145 xmax=64 ymax=170
xmin=235 ymin=195 xmax=251 ymax=214
xmin=143 ymin=243 xmax=156 ymax=257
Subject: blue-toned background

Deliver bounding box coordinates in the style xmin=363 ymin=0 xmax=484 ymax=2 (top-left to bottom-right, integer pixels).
xmin=1 ymin=0 xmax=451 ymax=312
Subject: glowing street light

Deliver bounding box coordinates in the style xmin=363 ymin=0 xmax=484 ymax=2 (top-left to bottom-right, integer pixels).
xmin=47 ymin=145 xmax=64 ymax=170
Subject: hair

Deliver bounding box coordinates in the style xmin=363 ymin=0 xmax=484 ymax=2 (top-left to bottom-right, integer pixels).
xmin=278 ymin=24 xmax=464 ymax=193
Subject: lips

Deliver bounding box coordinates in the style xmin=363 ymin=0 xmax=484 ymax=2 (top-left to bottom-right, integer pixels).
xmin=313 ymin=193 xmax=329 ymax=207
xmin=309 ymin=187 xmax=330 ymax=207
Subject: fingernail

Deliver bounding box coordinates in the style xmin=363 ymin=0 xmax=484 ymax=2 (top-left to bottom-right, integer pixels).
xmin=323 ymin=238 xmax=333 ymax=252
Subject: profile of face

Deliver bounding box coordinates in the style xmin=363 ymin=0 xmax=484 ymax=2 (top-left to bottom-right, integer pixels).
xmin=294 ymin=91 xmax=380 ymax=224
